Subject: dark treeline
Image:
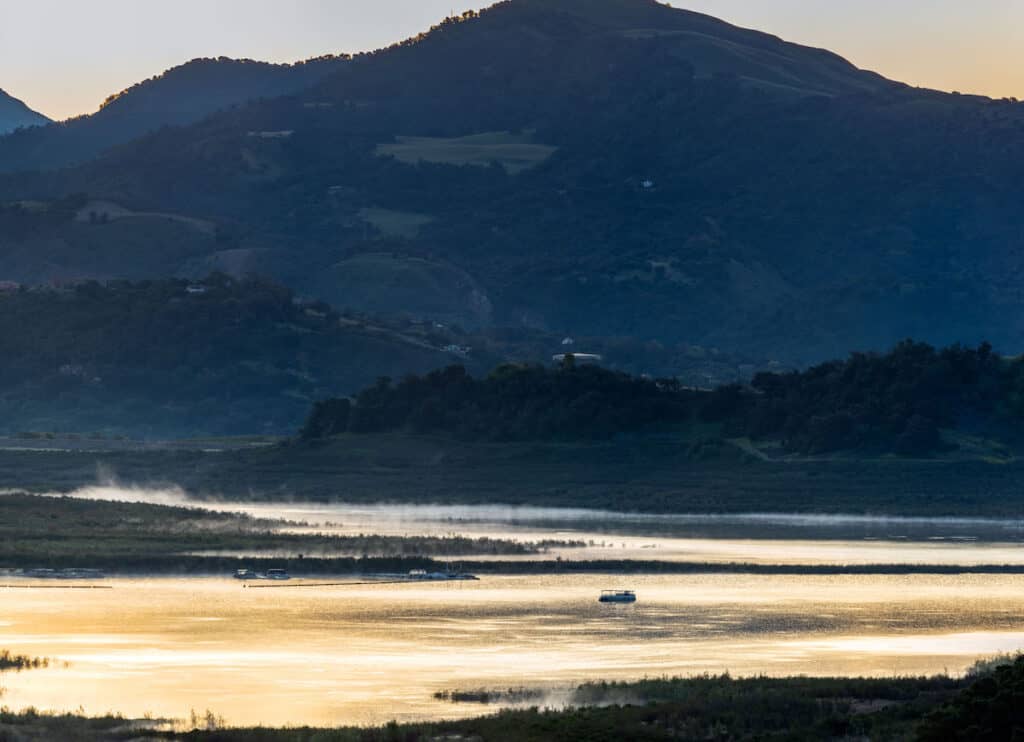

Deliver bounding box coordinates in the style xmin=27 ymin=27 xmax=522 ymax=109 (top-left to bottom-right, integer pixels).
xmin=302 ymin=362 xmax=697 ymax=441
xmin=302 ymin=341 xmax=1024 ymax=455
xmin=918 ymin=655 xmax=1024 ymax=741
xmin=151 ymin=673 xmax=971 ymax=741
xmin=0 ymin=666 xmax=1011 ymax=740
xmin=715 ymin=340 xmax=1020 ymax=455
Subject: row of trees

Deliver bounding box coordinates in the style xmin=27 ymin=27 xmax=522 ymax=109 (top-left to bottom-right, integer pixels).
xmin=302 ymin=362 xmax=697 ymax=441
xmin=303 ymin=342 xmax=1024 ymax=455
xmin=716 ymin=341 xmax=1017 ymax=455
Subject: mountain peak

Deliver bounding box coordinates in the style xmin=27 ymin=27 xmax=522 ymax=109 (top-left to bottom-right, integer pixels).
xmin=0 ymin=89 xmax=50 ymax=135
xmin=375 ymin=0 xmax=893 ymax=101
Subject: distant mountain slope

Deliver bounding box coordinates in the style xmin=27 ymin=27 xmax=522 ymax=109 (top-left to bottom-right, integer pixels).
xmin=0 ymin=89 xmax=49 ymax=135
xmin=3 ymin=0 xmax=1024 ymax=365
xmin=0 ymin=56 xmax=348 ymax=172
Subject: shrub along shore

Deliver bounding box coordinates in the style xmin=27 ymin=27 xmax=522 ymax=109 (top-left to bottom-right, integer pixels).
xmin=3 ymin=660 xmax=1022 ymax=740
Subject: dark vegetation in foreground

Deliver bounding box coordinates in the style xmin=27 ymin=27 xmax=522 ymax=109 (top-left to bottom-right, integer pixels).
xmin=8 ymin=661 xmax=1023 ymax=741
xmin=155 ymin=659 xmax=1024 ymax=740
xmin=302 ymin=341 xmax=1024 ymax=456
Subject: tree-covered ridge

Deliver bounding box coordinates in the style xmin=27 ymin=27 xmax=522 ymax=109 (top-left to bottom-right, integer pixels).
xmin=0 ymin=276 xmax=463 ymax=436
xmin=303 ymin=342 xmax=1024 ymax=455
xmin=714 ymin=340 xmax=1019 ymax=455
xmin=301 ymin=362 xmax=697 ymax=441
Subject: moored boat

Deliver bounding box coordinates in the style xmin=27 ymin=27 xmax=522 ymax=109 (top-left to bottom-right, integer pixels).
xmin=233 ymin=568 xmax=290 ymax=580
xmin=599 ymin=589 xmax=637 ymax=604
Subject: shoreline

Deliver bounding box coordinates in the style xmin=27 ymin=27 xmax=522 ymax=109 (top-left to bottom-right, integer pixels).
xmin=9 ymin=559 xmax=1024 ymax=579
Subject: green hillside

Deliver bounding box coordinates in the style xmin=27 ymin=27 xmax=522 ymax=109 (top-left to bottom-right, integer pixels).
xmin=2 ymin=0 xmax=1024 ymax=365
xmin=0 ymin=276 xmax=485 ymax=436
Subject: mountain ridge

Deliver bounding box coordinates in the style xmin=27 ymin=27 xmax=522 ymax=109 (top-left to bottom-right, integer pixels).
xmin=0 ymin=89 xmax=50 ymax=135
xmin=0 ymin=55 xmax=348 ymax=172
xmin=1 ymin=0 xmax=1023 ymax=369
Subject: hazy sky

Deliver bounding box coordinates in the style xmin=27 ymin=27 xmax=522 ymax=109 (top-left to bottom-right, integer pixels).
xmin=2 ymin=0 xmax=1022 ymax=120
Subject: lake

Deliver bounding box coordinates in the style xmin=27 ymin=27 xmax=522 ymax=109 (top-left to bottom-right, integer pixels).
xmin=3 ymin=572 xmax=1024 ymax=727
xmin=4 ymin=496 xmax=1024 ymax=727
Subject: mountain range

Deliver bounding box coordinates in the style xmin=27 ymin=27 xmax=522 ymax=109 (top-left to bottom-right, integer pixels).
xmin=0 ymin=56 xmax=348 ymax=173
xmin=2 ymin=0 xmax=1024 ymax=391
xmin=0 ymin=89 xmax=49 ymax=135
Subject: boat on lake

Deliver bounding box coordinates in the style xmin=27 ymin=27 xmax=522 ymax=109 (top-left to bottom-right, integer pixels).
xmin=233 ymin=568 xmax=290 ymax=581
xmin=599 ymin=589 xmax=637 ymax=604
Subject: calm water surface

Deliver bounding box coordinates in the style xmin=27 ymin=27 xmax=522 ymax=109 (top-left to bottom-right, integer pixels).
xmin=3 ymin=573 xmax=1024 ymax=726
xmin=10 ymin=494 xmax=1024 ymax=726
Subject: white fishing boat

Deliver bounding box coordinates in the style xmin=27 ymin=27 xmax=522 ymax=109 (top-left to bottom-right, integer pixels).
xmin=599 ymin=589 xmax=637 ymax=604
xmin=233 ymin=568 xmax=290 ymax=580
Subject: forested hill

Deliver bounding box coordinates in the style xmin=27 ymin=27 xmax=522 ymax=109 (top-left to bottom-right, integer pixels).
xmin=302 ymin=342 xmax=1024 ymax=457
xmin=0 ymin=56 xmax=348 ymax=172
xmin=3 ymin=0 xmax=1024 ymax=363
xmin=0 ymin=277 xmax=486 ymax=437
xmin=0 ymin=89 xmax=49 ymax=135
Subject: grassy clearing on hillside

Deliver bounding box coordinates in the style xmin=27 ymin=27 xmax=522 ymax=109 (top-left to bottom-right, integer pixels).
xmin=376 ymin=131 xmax=557 ymax=174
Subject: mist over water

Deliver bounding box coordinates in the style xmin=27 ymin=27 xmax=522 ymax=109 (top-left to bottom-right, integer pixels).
xmin=49 ymin=477 xmax=1024 ymax=532
xmin=31 ymin=477 xmax=1024 ymax=566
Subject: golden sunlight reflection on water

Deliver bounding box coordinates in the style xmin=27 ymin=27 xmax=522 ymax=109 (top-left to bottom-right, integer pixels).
xmin=3 ymin=573 xmax=1024 ymax=726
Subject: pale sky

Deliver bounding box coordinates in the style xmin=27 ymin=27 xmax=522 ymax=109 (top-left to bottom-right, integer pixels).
xmin=2 ymin=0 xmax=1023 ymax=120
